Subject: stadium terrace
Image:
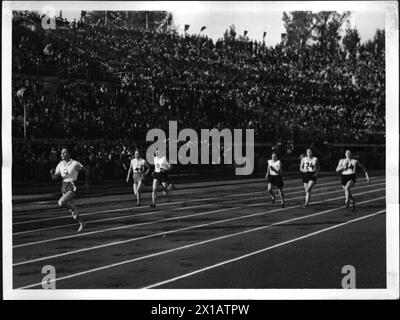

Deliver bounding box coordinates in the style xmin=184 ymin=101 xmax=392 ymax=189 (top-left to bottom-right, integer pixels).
xmin=146 ymin=121 xmax=254 ymax=175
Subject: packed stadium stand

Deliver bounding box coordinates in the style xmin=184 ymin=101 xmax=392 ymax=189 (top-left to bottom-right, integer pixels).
xmin=12 ymin=11 xmax=385 ymax=183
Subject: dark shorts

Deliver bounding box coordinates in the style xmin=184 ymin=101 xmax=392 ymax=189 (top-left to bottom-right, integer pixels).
xmin=152 ymin=171 xmax=169 ymax=184
xmin=302 ymin=172 xmax=317 ymax=183
xmin=341 ymin=174 xmax=356 ymax=186
xmin=267 ymin=174 xmax=284 ymax=188
xmin=61 ymin=181 xmax=77 ymax=195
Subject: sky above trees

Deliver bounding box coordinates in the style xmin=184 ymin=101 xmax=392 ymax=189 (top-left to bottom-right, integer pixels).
xmin=59 ymin=9 xmax=384 ymax=46
xmin=172 ymin=10 xmax=384 ymax=45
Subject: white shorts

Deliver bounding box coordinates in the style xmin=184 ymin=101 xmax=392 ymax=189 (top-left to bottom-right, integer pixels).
xmin=61 ymin=181 xmax=77 ymax=194
xmin=133 ymin=172 xmax=145 ymax=183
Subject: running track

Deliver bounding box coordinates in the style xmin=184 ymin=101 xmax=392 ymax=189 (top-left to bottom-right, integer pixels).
xmin=12 ymin=175 xmax=386 ymax=289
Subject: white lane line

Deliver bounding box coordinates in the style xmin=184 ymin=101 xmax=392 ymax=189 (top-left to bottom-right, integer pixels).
xmin=13 ymin=178 xmax=271 ymax=218
xmin=12 ymin=176 xmax=348 ymax=225
xmin=13 ymin=186 xmax=385 ymax=266
xmin=13 ymin=180 xmax=353 ymax=235
xmin=16 ymin=176 xmax=335 ymax=212
xmin=13 ymin=177 xmax=343 ymax=224
xmin=16 ymin=198 xmax=385 ymax=289
xmin=144 ymin=209 xmax=386 ymax=289
xmin=13 ymin=182 xmax=384 ymax=248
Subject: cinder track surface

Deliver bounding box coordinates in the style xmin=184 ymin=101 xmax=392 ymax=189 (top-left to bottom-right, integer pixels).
xmin=12 ymin=175 xmax=386 ymax=289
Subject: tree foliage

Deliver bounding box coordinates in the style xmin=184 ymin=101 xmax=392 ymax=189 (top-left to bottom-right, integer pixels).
xmin=282 ymin=11 xmax=314 ymax=47
xmin=282 ymin=11 xmax=351 ymax=49
xmin=363 ymin=29 xmax=385 ymax=56
xmin=342 ymin=27 xmax=361 ymax=54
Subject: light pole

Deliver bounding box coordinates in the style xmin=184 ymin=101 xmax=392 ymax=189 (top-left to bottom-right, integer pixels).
xmin=23 ymin=103 xmax=27 ymax=141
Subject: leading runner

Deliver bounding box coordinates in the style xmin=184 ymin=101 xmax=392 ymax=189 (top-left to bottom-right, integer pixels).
xmin=50 ymin=148 xmax=89 ymax=232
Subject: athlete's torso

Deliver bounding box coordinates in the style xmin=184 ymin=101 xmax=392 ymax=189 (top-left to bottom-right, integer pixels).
xmin=56 ymin=159 xmax=82 ymax=182
xmin=302 ymin=157 xmax=318 ymax=173
xmin=154 ymin=156 xmax=168 ymax=173
xmin=341 ymin=158 xmax=357 ymax=175
xmin=268 ymin=159 xmax=281 ymax=176
xmin=131 ymin=158 xmax=146 ymax=173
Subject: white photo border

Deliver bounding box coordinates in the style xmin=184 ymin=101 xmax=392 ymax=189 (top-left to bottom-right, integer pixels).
xmin=2 ymin=1 xmax=399 ymax=300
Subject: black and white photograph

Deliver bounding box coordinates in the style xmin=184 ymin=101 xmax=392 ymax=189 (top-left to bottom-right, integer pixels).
xmin=2 ymin=1 xmax=399 ymax=300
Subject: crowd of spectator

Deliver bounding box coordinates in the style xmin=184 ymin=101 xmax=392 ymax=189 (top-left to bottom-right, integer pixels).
xmin=13 ymin=11 xmax=112 ymax=80
xmin=11 ymin=11 xmax=385 ymax=182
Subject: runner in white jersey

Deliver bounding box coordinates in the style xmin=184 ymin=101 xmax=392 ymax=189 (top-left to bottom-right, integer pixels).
xmin=299 ymin=148 xmax=320 ymax=208
xmin=50 ymin=148 xmax=88 ymax=232
xmin=266 ymin=152 xmax=285 ymax=207
xmin=336 ymin=149 xmax=369 ymax=211
xmin=126 ymin=149 xmax=150 ymax=206
xmin=150 ymin=148 xmax=176 ymax=208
